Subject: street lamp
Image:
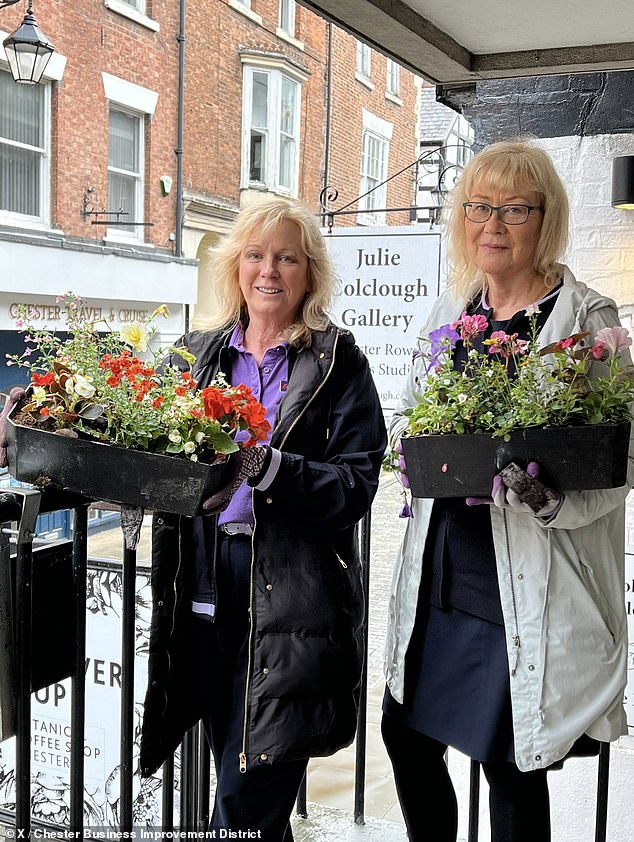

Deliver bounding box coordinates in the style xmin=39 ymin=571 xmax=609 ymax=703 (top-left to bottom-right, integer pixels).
xmin=1 ymin=0 xmax=54 ymax=85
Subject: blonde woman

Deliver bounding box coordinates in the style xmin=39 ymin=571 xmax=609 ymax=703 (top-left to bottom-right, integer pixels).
xmin=140 ymin=198 xmax=386 ymax=841
xmin=383 ymin=140 xmax=632 ymax=842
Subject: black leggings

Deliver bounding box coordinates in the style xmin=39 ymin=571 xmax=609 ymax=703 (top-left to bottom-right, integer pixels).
xmin=381 ymin=713 xmax=551 ymax=842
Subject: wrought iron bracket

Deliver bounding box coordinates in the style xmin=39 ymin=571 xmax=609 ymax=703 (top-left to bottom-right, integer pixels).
xmin=81 ymin=188 xmax=154 ymax=227
xmin=0 ymin=0 xmax=22 ymax=8
xmin=320 ymin=143 xmax=469 ymax=232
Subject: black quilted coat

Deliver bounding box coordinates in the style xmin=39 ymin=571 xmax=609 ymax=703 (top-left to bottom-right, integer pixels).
xmin=139 ymin=322 xmax=386 ymax=776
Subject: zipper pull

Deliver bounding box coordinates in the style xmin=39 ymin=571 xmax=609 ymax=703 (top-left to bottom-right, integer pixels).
xmin=338 ymin=557 xmax=348 ymax=569
xmin=510 ymin=633 xmax=521 ymax=676
xmin=239 ymin=752 xmax=247 ymax=774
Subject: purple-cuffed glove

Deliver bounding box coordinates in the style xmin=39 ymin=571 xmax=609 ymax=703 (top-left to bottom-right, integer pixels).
xmin=466 ymin=461 xmax=562 ymax=519
xmin=202 ymin=446 xmax=270 ymax=514
xmin=0 ymin=386 xmax=26 ymax=468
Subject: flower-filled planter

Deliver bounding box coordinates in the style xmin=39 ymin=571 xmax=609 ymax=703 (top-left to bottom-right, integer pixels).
xmin=5 ymin=407 xmax=233 ymax=516
xmin=394 ymin=310 xmax=634 ymax=500
xmin=402 ymin=422 xmax=631 ymax=498
xmin=4 ymin=293 xmax=271 ymax=516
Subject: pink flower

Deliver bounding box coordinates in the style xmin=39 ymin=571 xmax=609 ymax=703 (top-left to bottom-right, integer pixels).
xmin=591 ymin=340 xmax=607 ymax=360
xmin=557 ymin=337 xmax=575 ymax=350
xmin=451 ymin=312 xmax=488 ymax=346
xmin=594 ymin=326 xmax=632 ymax=357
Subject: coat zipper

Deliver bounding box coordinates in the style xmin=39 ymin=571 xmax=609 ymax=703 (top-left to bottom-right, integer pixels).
xmin=238 ymin=332 xmax=340 ymax=773
xmin=277 ymin=332 xmax=340 ymax=450
xmin=502 ymin=511 xmax=522 ymax=675
xmin=239 ymin=515 xmax=257 ymax=774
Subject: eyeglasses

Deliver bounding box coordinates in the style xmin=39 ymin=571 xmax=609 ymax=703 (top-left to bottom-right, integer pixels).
xmin=463 ymin=202 xmax=543 ymax=225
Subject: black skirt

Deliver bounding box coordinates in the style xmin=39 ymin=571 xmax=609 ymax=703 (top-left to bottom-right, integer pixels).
xmin=383 ymin=602 xmax=515 ymax=763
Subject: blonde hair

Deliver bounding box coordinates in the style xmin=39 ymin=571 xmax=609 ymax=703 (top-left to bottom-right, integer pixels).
xmin=194 ymin=197 xmax=334 ymax=348
xmin=445 ymin=139 xmax=569 ymax=299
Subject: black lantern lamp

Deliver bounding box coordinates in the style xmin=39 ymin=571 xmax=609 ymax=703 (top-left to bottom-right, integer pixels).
xmin=611 ymin=155 xmax=634 ymax=210
xmin=2 ymin=0 xmax=54 ymax=85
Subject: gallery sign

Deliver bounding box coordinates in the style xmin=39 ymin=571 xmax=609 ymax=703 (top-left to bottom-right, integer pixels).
xmin=325 ymin=226 xmax=442 ymax=412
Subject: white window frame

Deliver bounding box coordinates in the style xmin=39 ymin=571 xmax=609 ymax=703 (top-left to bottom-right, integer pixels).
xmin=355 ymin=40 xmax=372 ymax=88
xmin=102 ymin=74 xmax=158 ymax=243
xmin=103 ymin=0 xmax=160 ymax=32
xmin=229 ymin=0 xmax=263 ymax=25
xmin=386 ymin=59 xmax=401 ymax=101
xmin=240 ymin=57 xmax=307 ymax=197
xmin=358 ymin=109 xmax=392 ymax=226
xmin=278 ymin=0 xmax=296 ymax=36
xmin=107 ymin=106 xmax=145 ymax=242
xmin=0 ymin=68 xmax=51 ymax=229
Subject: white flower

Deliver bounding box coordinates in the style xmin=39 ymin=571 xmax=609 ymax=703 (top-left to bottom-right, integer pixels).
xmin=73 ymin=373 xmax=96 ymax=398
xmin=189 ymin=453 xmax=199 ymax=462
xmin=64 ymin=377 xmax=75 ymax=394
xmin=457 ymin=393 xmax=468 ymax=404
xmin=120 ymin=321 xmax=149 ymax=352
xmin=525 ymin=304 xmax=541 ymax=316
xmin=32 ymin=386 xmax=47 ymax=403
xmin=168 ymin=431 xmax=182 ymax=443
xmin=195 ymin=431 xmax=206 ymax=444
xmin=183 ymin=441 xmax=196 ymax=454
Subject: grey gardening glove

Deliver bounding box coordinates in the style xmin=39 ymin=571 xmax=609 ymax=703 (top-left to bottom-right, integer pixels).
xmin=467 ymin=461 xmax=562 ymax=519
xmin=0 ymin=386 xmax=26 ymax=468
xmin=202 ymin=446 xmax=271 ymax=514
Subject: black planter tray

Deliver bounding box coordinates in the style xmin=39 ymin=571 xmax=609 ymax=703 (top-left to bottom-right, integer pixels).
xmin=6 ymin=414 xmax=232 ymax=517
xmin=401 ymin=421 xmax=631 ymax=498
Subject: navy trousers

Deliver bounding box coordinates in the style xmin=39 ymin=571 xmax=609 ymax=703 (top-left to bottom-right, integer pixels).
xmin=381 ymin=713 xmax=551 ymax=842
xmin=200 ymin=533 xmax=308 ymax=842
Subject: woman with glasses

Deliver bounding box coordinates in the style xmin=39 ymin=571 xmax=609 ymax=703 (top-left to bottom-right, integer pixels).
xmin=382 ymin=139 xmax=632 ymax=841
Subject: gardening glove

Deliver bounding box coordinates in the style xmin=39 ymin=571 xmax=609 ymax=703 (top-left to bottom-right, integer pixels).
xmin=467 ymin=462 xmax=562 ymax=520
xmin=202 ymin=445 xmax=271 ymax=514
xmin=0 ymin=386 xmax=26 ymax=468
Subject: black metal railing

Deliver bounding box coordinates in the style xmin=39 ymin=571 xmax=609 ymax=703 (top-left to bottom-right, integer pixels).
xmin=0 ymin=490 xmax=615 ymax=840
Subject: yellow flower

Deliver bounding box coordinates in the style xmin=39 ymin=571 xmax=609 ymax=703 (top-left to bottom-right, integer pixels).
xmin=150 ymin=304 xmax=170 ymax=320
xmin=120 ymin=322 xmax=149 ymax=352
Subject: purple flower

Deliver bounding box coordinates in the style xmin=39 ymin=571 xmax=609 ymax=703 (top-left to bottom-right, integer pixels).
xmin=426 ymin=324 xmax=459 ymax=372
xmin=399 ymin=501 xmax=413 ymax=519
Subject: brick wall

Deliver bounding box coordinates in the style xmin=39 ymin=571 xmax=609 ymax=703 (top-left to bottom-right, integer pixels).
xmin=185 ymin=0 xmax=327 ymax=213
xmin=327 ymin=27 xmax=419 ymax=227
xmin=19 ymin=0 xmax=181 ymax=248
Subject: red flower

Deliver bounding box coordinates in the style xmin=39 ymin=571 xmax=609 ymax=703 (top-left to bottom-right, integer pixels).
xmin=152 ymin=396 xmax=165 ymax=409
xmin=32 ymin=371 xmax=56 ymax=386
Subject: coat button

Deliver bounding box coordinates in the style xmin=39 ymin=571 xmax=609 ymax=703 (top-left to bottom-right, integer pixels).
xmin=517 ymin=573 xmax=524 ymax=580
xmin=157 ymin=600 xmax=164 ymax=607
xmin=263 ymin=667 xmax=270 ymax=675
xmin=265 ymin=497 xmax=273 ymax=504
xmin=266 ymin=584 xmax=273 ymax=591
xmin=528 ymin=664 xmax=535 ymax=671
xmin=157 ymin=517 xmax=164 ymax=525
xmin=535 ymin=754 xmax=541 ymax=761
xmin=319 ymin=352 xmax=325 ymax=359
xmin=260 ymin=753 xmax=268 ymax=761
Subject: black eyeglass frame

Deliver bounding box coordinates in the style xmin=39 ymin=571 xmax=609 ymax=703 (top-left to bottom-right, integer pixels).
xmin=462 ymin=202 xmax=543 ymax=225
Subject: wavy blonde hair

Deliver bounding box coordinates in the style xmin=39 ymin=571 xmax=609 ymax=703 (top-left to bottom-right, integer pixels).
xmin=445 ymin=139 xmax=569 ymax=299
xmin=194 ymin=197 xmax=335 ymax=348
